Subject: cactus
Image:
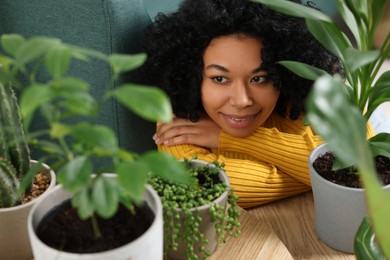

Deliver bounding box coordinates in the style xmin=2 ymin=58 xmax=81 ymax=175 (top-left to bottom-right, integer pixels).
xmin=0 ymin=82 xmax=31 ymax=208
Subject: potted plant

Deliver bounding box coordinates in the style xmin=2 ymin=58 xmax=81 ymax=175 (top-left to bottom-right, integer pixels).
xmin=0 ymin=33 xmax=192 ymax=259
xmin=253 ymin=0 xmax=390 ymax=257
xmin=148 ymin=158 xmax=240 ymax=260
xmin=0 ymin=35 xmax=57 ymax=259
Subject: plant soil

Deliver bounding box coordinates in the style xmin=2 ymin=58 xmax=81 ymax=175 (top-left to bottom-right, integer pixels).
xmin=36 ymin=200 xmax=154 ymax=254
xmin=22 ymin=172 xmax=50 ymax=204
xmin=313 ymin=152 xmax=390 ymax=188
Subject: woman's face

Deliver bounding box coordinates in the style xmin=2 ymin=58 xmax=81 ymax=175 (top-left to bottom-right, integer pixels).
xmin=201 ymin=35 xmax=280 ymax=138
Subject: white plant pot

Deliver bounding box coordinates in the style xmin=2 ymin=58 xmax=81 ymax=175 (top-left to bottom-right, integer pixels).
xmin=167 ymin=160 xmax=230 ymax=260
xmin=28 ymin=174 xmax=163 ymax=260
xmin=0 ymin=161 xmax=56 ymax=260
xmin=309 ymin=143 xmax=390 ymax=253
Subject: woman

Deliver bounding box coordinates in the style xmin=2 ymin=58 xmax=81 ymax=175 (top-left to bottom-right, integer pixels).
xmin=137 ymin=0 xmax=343 ymax=208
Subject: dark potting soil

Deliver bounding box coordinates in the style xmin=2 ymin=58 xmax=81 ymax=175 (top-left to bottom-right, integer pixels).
xmin=36 ymin=200 xmax=154 ymax=254
xmin=313 ymin=152 xmax=390 ymax=188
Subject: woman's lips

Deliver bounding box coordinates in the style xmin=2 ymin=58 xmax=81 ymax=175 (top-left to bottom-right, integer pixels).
xmin=221 ymin=113 xmax=258 ymax=128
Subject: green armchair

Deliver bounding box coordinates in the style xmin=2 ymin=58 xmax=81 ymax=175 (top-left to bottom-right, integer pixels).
xmin=0 ymin=0 xmax=181 ymax=157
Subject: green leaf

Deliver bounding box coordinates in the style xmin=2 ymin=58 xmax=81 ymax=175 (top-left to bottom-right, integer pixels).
xmin=117 ymin=161 xmax=149 ymax=204
xmin=0 ymin=34 xmax=25 ymax=57
xmin=306 ymin=19 xmax=350 ymax=60
xmin=71 ymin=124 xmax=118 ymax=153
xmin=45 ymin=44 xmax=71 ymax=78
xmin=59 ymin=95 xmax=97 ymax=117
xmin=354 ymin=217 xmax=385 ymax=260
xmin=344 ymin=0 xmax=369 ymax=26
xmin=368 ymin=133 xmax=390 ymax=157
xmin=344 ymin=48 xmax=380 ymax=73
xmin=278 ymin=61 xmax=327 ymax=80
xmin=336 ymin=0 xmax=360 ymax=48
xmin=250 ymin=0 xmax=332 ymax=22
xmin=72 ymin=187 xmax=94 ymax=220
xmin=140 ymin=151 xmax=193 ymax=185
xmin=366 ymin=75 xmax=390 ymax=119
xmin=49 ymin=122 xmax=71 ymax=139
xmin=306 ymin=74 xmax=370 ymax=167
xmin=92 ymin=175 xmax=119 ymax=219
xmin=111 ymin=84 xmax=173 ymax=122
xmin=57 ymin=156 xmax=92 ymax=192
xmin=359 ymin=170 xmax=390 ymax=258
xmin=109 ymin=53 xmax=147 ymax=75
xmin=20 ymin=84 xmax=52 ymax=119
xmin=14 ymin=37 xmax=60 ymax=68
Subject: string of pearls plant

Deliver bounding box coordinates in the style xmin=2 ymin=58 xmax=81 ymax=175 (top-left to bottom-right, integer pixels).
xmin=148 ymin=157 xmax=241 ymax=259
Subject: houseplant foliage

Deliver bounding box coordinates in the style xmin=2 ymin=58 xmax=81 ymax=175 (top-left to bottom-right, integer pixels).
xmin=148 ymin=158 xmax=240 ymax=260
xmin=0 ymin=33 xmax=192 ymax=237
xmin=252 ymin=0 xmax=390 ymax=257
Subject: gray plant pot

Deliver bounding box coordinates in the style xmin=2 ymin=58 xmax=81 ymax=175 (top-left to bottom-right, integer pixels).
xmin=0 ymin=161 xmax=56 ymax=260
xmin=27 ymin=174 xmax=163 ymax=260
xmin=309 ymin=143 xmax=390 ymax=253
xmin=167 ymin=160 xmax=230 ymax=260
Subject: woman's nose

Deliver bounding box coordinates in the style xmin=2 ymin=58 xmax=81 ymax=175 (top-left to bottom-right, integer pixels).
xmin=229 ymin=82 xmax=253 ymax=108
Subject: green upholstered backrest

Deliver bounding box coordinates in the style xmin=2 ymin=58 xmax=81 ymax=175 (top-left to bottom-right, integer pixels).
xmin=0 ymin=0 xmax=179 ymax=157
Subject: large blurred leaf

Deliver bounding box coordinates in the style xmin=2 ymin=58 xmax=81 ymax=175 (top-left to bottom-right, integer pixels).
xmin=251 ymin=0 xmax=332 ymax=22
xmin=109 ymin=53 xmax=147 ymax=75
xmin=45 ymin=45 xmax=72 ymax=79
xmin=14 ymin=37 xmax=60 ymax=68
xmin=20 ymin=83 xmax=52 ymax=128
xmin=92 ymin=175 xmax=119 ymax=219
xmin=0 ymin=34 xmax=25 ymax=57
xmin=306 ymin=74 xmax=369 ymax=167
xmin=57 ymin=156 xmax=92 ymax=192
xmin=71 ymin=124 xmax=118 ymax=153
xmin=278 ymin=61 xmax=327 ymax=80
xmin=117 ymin=161 xmax=149 ymax=204
xmin=72 ymin=187 xmax=94 ymax=220
xmin=140 ymin=151 xmax=193 ymax=185
xmin=344 ymin=0 xmax=369 ymax=26
xmin=111 ymin=83 xmax=172 ymax=123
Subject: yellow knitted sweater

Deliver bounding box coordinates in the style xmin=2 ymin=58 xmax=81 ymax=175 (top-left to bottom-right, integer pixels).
xmin=158 ymin=112 xmax=374 ymax=208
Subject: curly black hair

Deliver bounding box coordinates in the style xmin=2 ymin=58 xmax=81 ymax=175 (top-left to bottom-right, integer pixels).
xmin=136 ymin=0 xmax=343 ymax=120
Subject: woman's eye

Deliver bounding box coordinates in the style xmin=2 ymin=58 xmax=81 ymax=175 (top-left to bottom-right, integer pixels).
xmin=251 ymin=76 xmax=268 ymax=84
xmin=211 ymin=76 xmax=229 ymax=83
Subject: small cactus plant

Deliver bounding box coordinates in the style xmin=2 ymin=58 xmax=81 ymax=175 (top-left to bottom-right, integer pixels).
xmin=0 ymin=82 xmax=31 ymax=208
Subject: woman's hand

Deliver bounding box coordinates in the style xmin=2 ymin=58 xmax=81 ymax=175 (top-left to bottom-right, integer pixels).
xmin=153 ymin=114 xmax=221 ymax=149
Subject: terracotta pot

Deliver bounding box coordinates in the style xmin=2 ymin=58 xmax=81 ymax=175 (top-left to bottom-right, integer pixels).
xmin=0 ymin=161 xmax=56 ymax=260
xmin=309 ymin=143 xmax=390 ymax=253
xmin=28 ymin=174 xmax=163 ymax=260
xmin=167 ymin=160 xmax=230 ymax=260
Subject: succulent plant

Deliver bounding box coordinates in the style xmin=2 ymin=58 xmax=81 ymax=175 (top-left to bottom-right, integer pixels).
xmin=0 ymin=82 xmax=31 ymax=207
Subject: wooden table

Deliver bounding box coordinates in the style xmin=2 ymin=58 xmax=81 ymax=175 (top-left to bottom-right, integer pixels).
xmin=210 ymin=208 xmax=293 ymax=259
xmin=248 ymin=191 xmax=355 ymax=259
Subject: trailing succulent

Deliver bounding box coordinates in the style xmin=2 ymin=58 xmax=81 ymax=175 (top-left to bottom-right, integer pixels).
xmin=148 ymin=157 xmax=241 ymax=260
xmin=0 ymin=82 xmax=30 ymax=208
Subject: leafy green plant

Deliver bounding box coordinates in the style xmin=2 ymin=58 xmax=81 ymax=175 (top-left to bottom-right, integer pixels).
xmin=148 ymin=157 xmax=240 ymax=259
xmin=0 ymin=34 xmax=192 ymax=225
xmin=252 ymin=0 xmax=390 ymax=257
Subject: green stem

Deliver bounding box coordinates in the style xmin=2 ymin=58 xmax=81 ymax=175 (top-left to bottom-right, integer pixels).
xmin=91 ymin=214 xmax=102 ymax=239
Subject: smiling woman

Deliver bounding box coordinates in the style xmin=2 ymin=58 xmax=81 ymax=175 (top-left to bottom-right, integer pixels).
xmin=135 ymin=0 xmax=343 ymax=208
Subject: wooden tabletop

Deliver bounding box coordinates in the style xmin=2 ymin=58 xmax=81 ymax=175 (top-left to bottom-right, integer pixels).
xmin=248 ymin=191 xmax=356 ymax=259
xmin=211 ymin=208 xmax=293 ymax=259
